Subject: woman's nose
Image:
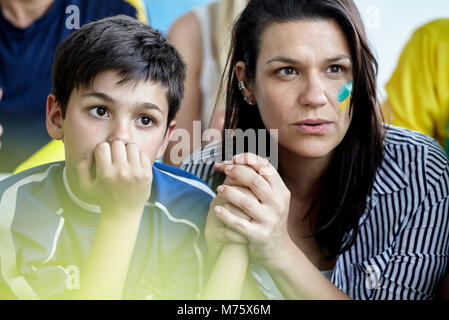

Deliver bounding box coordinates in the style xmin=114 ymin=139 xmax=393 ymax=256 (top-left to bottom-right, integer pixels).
xmin=299 ymin=74 xmax=328 ymax=108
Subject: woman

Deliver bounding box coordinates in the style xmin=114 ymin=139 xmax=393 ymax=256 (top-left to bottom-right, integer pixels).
xmin=182 ymin=0 xmax=449 ymax=299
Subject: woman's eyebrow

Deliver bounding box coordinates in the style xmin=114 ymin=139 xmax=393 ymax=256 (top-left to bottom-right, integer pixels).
xmin=266 ymin=54 xmax=352 ymax=65
xmin=324 ymin=54 xmax=352 ymax=64
xmin=265 ymin=56 xmax=299 ymax=65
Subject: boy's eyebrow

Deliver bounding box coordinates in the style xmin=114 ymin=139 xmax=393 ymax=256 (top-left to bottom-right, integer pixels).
xmin=82 ymin=92 xmax=115 ymax=102
xmin=82 ymin=91 xmax=163 ymax=114
xmin=132 ymin=102 xmax=164 ymax=115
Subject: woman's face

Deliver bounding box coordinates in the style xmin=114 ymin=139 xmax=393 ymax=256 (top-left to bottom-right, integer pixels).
xmin=249 ymin=19 xmax=353 ymax=160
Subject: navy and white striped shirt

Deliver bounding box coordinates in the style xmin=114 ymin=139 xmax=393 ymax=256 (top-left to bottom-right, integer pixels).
xmin=181 ymin=125 xmax=449 ymax=300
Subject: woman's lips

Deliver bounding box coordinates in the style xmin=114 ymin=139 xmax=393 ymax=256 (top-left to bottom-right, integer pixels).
xmin=294 ymin=120 xmax=332 ymax=134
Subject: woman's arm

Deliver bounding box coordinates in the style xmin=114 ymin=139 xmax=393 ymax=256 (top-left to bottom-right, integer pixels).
xmin=201 ymin=185 xmax=255 ymax=299
xmin=213 ymin=153 xmax=352 ymax=300
xmin=164 ymin=12 xmax=203 ymax=167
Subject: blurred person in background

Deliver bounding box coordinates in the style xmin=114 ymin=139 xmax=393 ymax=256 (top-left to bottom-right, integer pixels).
xmin=0 ymin=0 xmax=147 ymax=173
xmin=382 ymin=19 xmax=449 ymax=157
xmin=163 ymin=0 xmax=249 ymax=167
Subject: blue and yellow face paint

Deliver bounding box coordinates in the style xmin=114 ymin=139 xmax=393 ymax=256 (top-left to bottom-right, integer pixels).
xmin=337 ymin=81 xmax=353 ymax=112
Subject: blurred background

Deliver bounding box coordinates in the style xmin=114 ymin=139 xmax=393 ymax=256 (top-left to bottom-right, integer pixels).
xmin=144 ymin=0 xmax=449 ymax=98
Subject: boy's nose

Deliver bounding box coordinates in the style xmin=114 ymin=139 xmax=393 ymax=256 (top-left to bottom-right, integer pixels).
xmin=107 ymin=120 xmax=131 ymax=144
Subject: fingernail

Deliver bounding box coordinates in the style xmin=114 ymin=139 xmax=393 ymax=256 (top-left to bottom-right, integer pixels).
xmin=233 ymin=154 xmax=244 ymax=163
xmin=214 ymin=206 xmax=223 ymax=213
xmin=217 ymin=185 xmax=224 ymax=193
xmin=225 ymin=165 xmax=233 ymax=172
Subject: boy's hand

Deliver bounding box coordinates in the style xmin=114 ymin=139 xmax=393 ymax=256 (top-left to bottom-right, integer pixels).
xmin=77 ymin=140 xmax=152 ymax=216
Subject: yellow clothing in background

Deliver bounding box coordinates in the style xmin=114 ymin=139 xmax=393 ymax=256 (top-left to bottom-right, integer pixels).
xmin=383 ymin=19 xmax=449 ymax=148
xmin=14 ymin=139 xmax=65 ymax=174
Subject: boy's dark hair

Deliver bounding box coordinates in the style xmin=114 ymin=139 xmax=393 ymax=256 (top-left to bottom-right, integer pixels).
xmin=52 ymin=15 xmax=185 ymax=125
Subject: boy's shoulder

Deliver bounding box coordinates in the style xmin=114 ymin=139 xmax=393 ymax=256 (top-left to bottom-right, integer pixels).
xmin=150 ymin=162 xmax=215 ymax=223
xmin=153 ymin=162 xmax=215 ymax=194
xmin=151 ymin=162 xmax=215 ymax=200
xmin=0 ymin=162 xmax=64 ymax=196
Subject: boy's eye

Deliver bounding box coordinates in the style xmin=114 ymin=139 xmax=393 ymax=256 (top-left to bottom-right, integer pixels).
xmin=89 ymin=106 xmax=109 ymax=118
xmin=137 ymin=116 xmax=154 ymax=128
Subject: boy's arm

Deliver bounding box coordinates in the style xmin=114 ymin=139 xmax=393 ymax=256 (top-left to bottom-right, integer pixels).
xmin=74 ymin=141 xmax=152 ymax=300
xmin=76 ymin=206 xmax=143 ymax=299
xmin=201 ymin=243 xmax=249 ymax=300
xmin=201 ymin=194 xmax=253 ymax=299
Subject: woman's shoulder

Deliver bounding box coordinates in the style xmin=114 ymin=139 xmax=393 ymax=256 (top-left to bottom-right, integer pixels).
xmin=381 ymin=124 xmax=449 ymax=192
xmin=383 ymin=124 xmax=448 ymax=163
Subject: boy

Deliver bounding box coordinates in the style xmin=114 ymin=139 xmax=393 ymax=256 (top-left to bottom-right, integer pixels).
xmin=0 ymin=0 xmax=148 ymax=172
xmin=0 ymin=15 xmax=214 ymax=300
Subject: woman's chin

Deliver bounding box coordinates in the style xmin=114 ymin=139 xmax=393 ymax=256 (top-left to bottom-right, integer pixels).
xmin=289 ymin=143 xmax=335 ymax=160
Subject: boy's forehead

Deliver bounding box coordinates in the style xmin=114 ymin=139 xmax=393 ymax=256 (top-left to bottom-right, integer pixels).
xmin=75 ymin=70 xmax=169 ymax=112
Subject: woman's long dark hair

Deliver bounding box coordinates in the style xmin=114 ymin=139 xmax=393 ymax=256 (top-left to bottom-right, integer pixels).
xmin=217 ymin=0 xmax=385 ymax=260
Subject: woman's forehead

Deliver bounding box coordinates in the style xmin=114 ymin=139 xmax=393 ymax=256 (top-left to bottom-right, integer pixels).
xmin=257 ymin=19 xmax=351 ymax=62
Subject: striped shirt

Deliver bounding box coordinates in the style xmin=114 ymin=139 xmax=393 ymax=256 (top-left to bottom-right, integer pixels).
xmin=181 ymin=125 xmax=449 ymax=300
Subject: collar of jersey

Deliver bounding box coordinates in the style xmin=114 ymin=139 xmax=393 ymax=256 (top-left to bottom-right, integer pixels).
xmin=62 ymin=166 xmax=101 ymax=214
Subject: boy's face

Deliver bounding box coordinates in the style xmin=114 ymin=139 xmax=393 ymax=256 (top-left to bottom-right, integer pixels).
xmin=47 ymin=70 xmax=175 ymax=201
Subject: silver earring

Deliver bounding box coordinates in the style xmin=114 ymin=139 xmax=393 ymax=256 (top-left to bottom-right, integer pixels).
xmin=238 ymin=81 xmax=246 ymax=90
xmin=244 ymin=96 xmax=255 ymax=105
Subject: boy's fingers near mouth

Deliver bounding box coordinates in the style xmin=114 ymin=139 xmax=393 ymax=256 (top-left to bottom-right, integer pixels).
xmin=110 ymin=140 xmax=127 ymax=165
xmin=126 ymin=143 xmax=140 ymax=167
xmin=94 ymin=142 xmax=112 ymax=173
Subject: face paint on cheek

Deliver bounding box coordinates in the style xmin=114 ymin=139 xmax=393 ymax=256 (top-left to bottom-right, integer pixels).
xmin=337 ymin=81 xmax=353 ymax=112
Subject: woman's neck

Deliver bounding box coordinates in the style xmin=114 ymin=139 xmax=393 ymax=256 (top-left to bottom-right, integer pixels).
xmin=0 ymin=0 xmax=54 ymax=29
xmin=277 ymin=144 xmax=333 ymax=202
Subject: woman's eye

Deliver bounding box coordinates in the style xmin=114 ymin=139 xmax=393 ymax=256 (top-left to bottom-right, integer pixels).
xmin=89 ymin=106 xmax=109 ymax=118
xmin=278 ymin=67 xmax=297 ymax=76
xmin=138 ymin=116 xmax=154 ymax=128
xmin=327 ymin=65 xmax=344 ymax=73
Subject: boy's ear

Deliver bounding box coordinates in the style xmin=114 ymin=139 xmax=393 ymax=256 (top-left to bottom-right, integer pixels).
xmin=46 ymin=94 xmax=64 ymax=140
xmin=155 ymin=120 xmax=176 ymax=160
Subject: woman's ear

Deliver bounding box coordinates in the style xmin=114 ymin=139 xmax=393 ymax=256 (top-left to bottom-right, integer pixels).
xmin=235 ymin=61 xmax=256 ymax=105
xmin=46 ymin=94 xmax=64 ymax=140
